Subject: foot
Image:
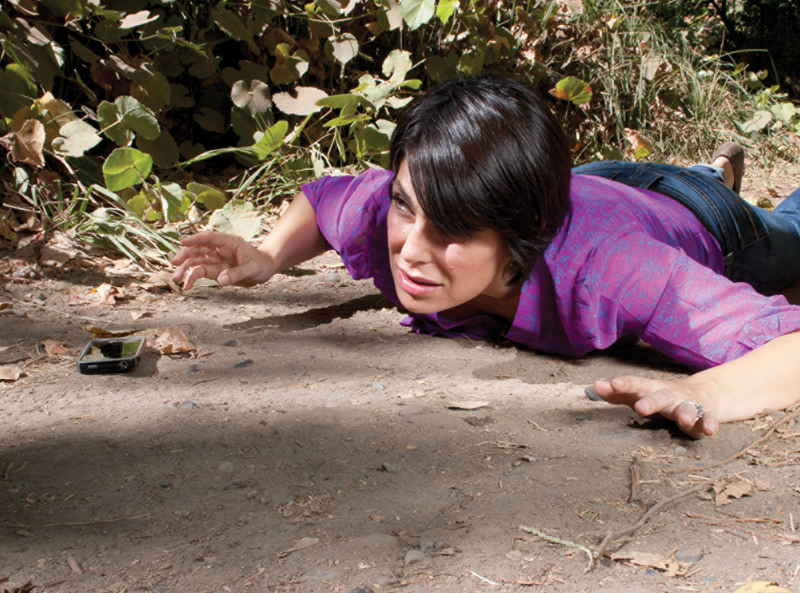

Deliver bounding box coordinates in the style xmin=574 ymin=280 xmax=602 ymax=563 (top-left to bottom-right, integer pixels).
xmin=711 ymin=142 xmax=745 ymax=194
xmin=591 ymin=375 xmax=721 ymax=439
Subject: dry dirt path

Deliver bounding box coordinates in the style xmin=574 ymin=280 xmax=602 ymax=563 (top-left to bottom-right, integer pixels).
xmin=2 ymin=247 xmax=800 ymax=593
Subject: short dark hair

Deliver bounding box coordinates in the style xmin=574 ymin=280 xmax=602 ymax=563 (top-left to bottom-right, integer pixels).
xmin=389 ymin=74 xmax=571 ymax=282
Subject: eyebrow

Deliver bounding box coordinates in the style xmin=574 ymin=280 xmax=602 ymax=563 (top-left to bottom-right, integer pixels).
xmin=391 ymin=175 xmax=412 ymax=198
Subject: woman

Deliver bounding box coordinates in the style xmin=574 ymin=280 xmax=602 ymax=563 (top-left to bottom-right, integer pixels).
xmin=172 ymin=74 xmax=800 ymax=439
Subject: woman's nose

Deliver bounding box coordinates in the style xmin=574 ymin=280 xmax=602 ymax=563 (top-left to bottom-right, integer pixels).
xmin=400 ymin=219 xmax=434 ymax=263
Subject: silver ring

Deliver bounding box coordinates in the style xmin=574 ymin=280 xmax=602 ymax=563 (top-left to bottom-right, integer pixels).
xmin=682 ymin=401 xmax=705 ymax=420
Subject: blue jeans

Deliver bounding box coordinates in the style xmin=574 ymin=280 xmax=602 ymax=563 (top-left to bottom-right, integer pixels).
xmin=572 ymin=161 xmax=800 ymax=295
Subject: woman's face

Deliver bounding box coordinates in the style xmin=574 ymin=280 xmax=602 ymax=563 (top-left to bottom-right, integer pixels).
xmin=387 ymin=159 xmax=514 ymax=316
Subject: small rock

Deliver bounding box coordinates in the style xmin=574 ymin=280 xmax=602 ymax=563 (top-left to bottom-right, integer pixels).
xmin=701 ymin=576 xmax=717 ymax=583
xmin=154 ymin=586 xmax=167 ymax=593
xmin=381 ymin=462 xmax=397 ymax=473
xmin=295 ymin=369 xmax=306 ymax=377
xmin=644 ymin=568 xmax=659 ymax=577
xmin=234 ymin=359 xmax=253 ymax=369
xmin=672 ymin=445 xmax=687 ymax=455
xmin=173 ymin=510 xmax=190 ymax=518
xmin=404 ymin=550 xmax=425 ymax=565
xmin=158 ymin=479 xmax=171 ymax=488
xmin=434 ymin=540 xmax=445 ymax=550
xmin=237 ymin=350 xmax=246 ymax=355
xmin=223 ymin=339 xmax=237 ymax=347
xmin=318 ymin=274 xmax=341 ymax=283
xmin=218 ymin=461 xmax=234 ymax=476
xmin=34 ymin=293 xmax=46 ymax=302
xmin=372 ymin=380 xmax=385 ymax=390
xmin=419 ymin=540 xmax=434 ymax=553
xmin=675 ymin=548 xmax=704 ymax=563
xmin=258 ymin=497 xmax=268 ymax=505
xmin=187 ymin=364 xmax=200 ymax=373
xmin=258 ymin=419 xmax=266 ymax=425
xmin=575 ymin=414 xmax=589 ymax=421
xmin=246 ymin=490 xmax=259 ymax=500
xmin=347 ymin=588 xmax=373 ymax=593
xmin=376 ymin=577 xmax=394 ymax=588
xmin=177 ymin=401 xmax=199 ymax=410
xmin=378 ymin=363 xmax=390 ymax=371
xmin=309 ymin=354 xmax=315 ymax=359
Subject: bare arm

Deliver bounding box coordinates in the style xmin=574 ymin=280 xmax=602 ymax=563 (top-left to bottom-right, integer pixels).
xmin=172 ymin=192 xmax=327 ymax=290
xmin=593 ymin=331 xmax=800 ymax=438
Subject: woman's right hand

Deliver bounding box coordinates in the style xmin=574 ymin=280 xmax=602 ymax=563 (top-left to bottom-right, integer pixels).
xmin=171 ymin=232 xmax=275 ymax=290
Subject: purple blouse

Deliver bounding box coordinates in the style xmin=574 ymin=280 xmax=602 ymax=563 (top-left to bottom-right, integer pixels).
xmin=303 ymin=170 xmax=800 ymax=370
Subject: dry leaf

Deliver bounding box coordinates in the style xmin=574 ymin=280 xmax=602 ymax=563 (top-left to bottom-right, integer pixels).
xmin=86 ymin=326 xmax=141 ymax=339
xmin=277 ymin=536 xmax=319 ymax=558
xmin=733 ymin=582 xmax=793 ymax=593
xmin=447 ymin=400 xmax=490 ymax=410
xmin=370 ymin=515 xmax=384 ymax=522
xmin=41 ymin=339 xmax=69 ymax=356
xmin=148 ymin=326 xmax=196 ymax=354
xmin=130 ymin=310 xmax=149 ymax=320
xmin=0 ymin=365 xmax=21 ymax=381
xmin=39 ymin=231 xmax=81 ymax=267
xmin=725 ymin=481 xmax=753 ymax=499
xmin=142 ymin=270 xmax=181 ymax=293
xmin=0 ymin=119 xmax=45 ymax=168
xmin=755 ymin=479 xmax=774 ymax=491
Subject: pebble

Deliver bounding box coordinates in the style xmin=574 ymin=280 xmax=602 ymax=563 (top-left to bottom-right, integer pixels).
xmin=434 ymin=540 xmax=445 ymax=550
xmin=419 ymin=540 xmax=434 ymax=553
xmin=318 ymin=274 xmax=341 ymax=283
xmin=234 ymin=359 xmax=253 ymax=369
xmin=295 ymin=369 xmax=306 ymax=377
xmin=187 ymin=364 xmax=200 ymax=373
xmin=258 ymin=420 xmax=266 ymax=425
xmin=376 ymin=577 xmax=393 ymax=587
xmin=372 ymin=380 xmax=385 ymax=390
xmin=347 ymin=588 xmax=373 ymax=593
xmin=644 ymin=568 xmax=659 ymax=577
xmin=34 ymin=293 xmax=46 ymax=302
xmin=223 ymin=338 xmax=238 ymax=347
xmin=576 ymin=414 xmax=589 ymax=421
xmin=378 ymin=363 xmax=390 ymax=371
xmin=381 ymin=462 xmax=397 ymax=473
xmin=675 ymin=548 xmax=704 ymax=563
xmin=154 ymin=587 xmax=167 ymax=593
xmin=258 ymin=497 xmax=269 ymax=505
xmin=672 ymin=445 xmax=687 ymax=455
xmin=218 ymin=461 xmax=234 ymax=477
xmin=404 ymin=550 xmax=425 ymax=565
xmin=246 ymin=490 xmax=259 ymax=500
xmin=177 ymin=401 xmax=199 ymax=410
xmin=158 ymin=479 xmax=171 ymax=488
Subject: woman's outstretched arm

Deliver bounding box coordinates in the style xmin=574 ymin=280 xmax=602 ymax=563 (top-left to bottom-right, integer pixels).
xmin=171 ymin=192 xmax=327 ymax=290
xmin=593 ymin=330 xmax=800 ymax=438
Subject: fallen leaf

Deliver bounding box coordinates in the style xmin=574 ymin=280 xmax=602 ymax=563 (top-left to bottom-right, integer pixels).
xmin=39 ymin=232 xmax=82 ymax=267
xmin=447 ymin=400 xmax=490 ymax=410
xmin=0 ymin=119 xmax=45 ymax=167
xmin=130 ymin=310 xmax=150 ymax=320
xmin=755 ymin=479 xmax=774 ymax=491
xmin=0 ymin=365 xmax=21 ymax=381
xmin=142 ymin=270 xmax=181 ymax=293
xmin=733 ymin=582 xmax=794 ymax=593
xmin=277 ymin=536 xmax=319 ymax=558
xmin=148 ymin=326 xmax=196 ymax=354
xmin=41 ymin=340 xmax=69 ymax=356
xmin=370 ymin=515 xmax=384 ymax=522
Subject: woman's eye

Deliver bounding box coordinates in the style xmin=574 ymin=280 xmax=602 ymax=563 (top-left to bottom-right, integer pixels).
xmin=391 ymin=194 xmax=410 ymax=212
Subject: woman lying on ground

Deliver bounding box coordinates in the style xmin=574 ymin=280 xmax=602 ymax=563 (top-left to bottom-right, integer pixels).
xmin=172 ymin=74 xmax=800 ymax=439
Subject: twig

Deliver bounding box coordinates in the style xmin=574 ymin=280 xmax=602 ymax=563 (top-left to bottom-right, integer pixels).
xmin=468 ymin=570 xmax=500 ymax=586
xmin=526 ymin=418 xmax=549 ymax=432
xmin=9 ymin=297 xmax=124 ymax=326
xmin=519 ymin=525 xmax=594 ymax=572
xmin=594 ymin=474 xmax=722 ymax=559
xmin=6 ymin=513 xmax=150 ymax=528
xmin=192 ymin=376 xmax=221 ymax=386
xmin=671 ymin=407 xmax=800 ymax=474
xmin=629 ymin=455 xmax=640 ymax=503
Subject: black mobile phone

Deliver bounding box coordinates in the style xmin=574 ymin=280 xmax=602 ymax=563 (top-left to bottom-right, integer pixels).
xmin=77 ymin=336 xmax=146 ymax=374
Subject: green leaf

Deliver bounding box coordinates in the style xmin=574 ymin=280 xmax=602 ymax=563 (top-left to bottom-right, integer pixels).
xmin=315 ymin=0 xmax=340 ymax=17
xmin=231 ymin=79 xmax=272 ymax=113
xmin=549 ymin=76 xmax=593 ymax=105
xmin=330 ymin=34 xmax=359 ymax=66
xmin=742 ymin=110 xmax=773 ymax=133
xmin=127 ymin=193 xmax=148 ymax=219
xmin=158 ymin=181 xmax=189 ymax=222
xmin=273 ymin=87 xmax=329 ymax=115
xmin=222 ymin=61 xmax=271 ymax=88
xmin=211 ymin=2 xmax=253 ymax=41
xmin=436 ymin=0 xmax=456 ymax=24
xmin=135 ymin=129 xmax=181 ymax=168
xmin=0 ymin=64 xmax=38 ymax=119
xmin=270 ymin=46 xmax=309 ymax=85
xmin=324 ymin=113 xmax=372 ymax=128
xmin=400 ymin=0 xmax=435 ymax=30
xmin=771 ymin=102 xmax=797 ymax=123
xmin=253 ymin=120 xmax=288 ymax=154
xmin=193 ymin=107 xmax=226 ymax=133
xmin=208 ymin=200 xmax=263 ymax=240
xmin=170 ymin=84 xmax=195 ymax=108
xmin=187 ymin=182 xmax=228 ymax=212
xmin=317 ymin=94 xmax=374 ymax=112
xmin=98 ymin=96 xmax=160 ymax=146
xmin=69 ymin=36 xmax=101 ymax=64
xmin=103 ymin=147 xmax=153 ymax=191
xmin=377 ymin=0 xmax=403 ymax=31
xmin=131 ymin=71 xmax=171 ymax=112
xmin=382 ymin=49 xmax=412 ymax=82
xmin=426 ymin=55 xmax=458 ymax=83
xmin=458 ymin=53 xmax=483 ymax=77
xmin=600 ymin=145 xmax=624 ymax=161
xmin=52 ymin=120 xmax=102 ymax=158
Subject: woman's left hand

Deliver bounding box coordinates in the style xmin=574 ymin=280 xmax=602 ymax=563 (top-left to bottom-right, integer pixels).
xmin=592 ymin=375 xmax=720 ymax=438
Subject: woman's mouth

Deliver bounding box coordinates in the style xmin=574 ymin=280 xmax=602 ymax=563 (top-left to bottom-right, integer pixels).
xmin=397 ymin=268 xmax=440 ymax=296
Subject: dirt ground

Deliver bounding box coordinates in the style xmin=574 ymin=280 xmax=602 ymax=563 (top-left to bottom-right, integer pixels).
xmin=2 ymin=169 xmax=800 ymax=593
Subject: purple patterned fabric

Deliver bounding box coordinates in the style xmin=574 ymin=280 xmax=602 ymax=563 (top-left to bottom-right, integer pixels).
xmin=303 ymin=170 xmax=800 ymax=370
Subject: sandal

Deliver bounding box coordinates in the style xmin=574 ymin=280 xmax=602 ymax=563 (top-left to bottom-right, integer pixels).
xmin=712 ymin=142 xmax=745 ymax=195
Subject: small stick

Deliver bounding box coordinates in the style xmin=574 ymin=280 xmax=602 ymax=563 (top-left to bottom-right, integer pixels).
xmin=67 ymin=555 xmax=83 ymax=575
xmin=519 ymin=525 xmax=594 ymax=572
xmin=468 ymin=570 xmax=500 ymax=586
xmin=671 ymin=407 xmax=800 ymax=474
xmin=594 ymin=475 xmax=722 ymax=559
xmin=6 ymin=513 xmax=149 ymax=528
xmin=526 ymin=418 xmax=549 ymax=432
xmin=629 ymin=455 xmax=640 ymax=503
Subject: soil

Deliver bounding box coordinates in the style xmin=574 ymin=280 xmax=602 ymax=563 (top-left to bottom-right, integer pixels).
xmin=2 ymin=168 xmax=800 ymax=593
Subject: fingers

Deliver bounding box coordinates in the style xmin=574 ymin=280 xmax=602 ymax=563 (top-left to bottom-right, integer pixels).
xmin=218 ymin=258 xmax=263 ymax=286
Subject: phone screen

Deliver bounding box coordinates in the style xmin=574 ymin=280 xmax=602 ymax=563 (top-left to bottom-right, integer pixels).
xmin=81 ymin=339 xmax=142 ymax=362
